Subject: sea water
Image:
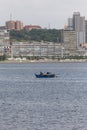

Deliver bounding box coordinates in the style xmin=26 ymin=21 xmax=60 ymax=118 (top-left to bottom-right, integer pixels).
xmin=0 ymin=62 xmax=87 ymax=130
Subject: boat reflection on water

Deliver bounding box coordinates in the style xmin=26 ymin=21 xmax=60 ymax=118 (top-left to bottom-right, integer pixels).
xmin=35 ymin=72 xmax=56 ymax=78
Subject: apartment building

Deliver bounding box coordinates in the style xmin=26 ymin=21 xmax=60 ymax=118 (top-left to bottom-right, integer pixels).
xmin=11 ymin=42 xmax=61 ymax=58
xmin=15 ymin=21 xmax=23 ymax=30
xmin=6 ymin=20 xmax=15 ymax=30
xmin=63 ymin=30 xmax=77 ymax=55
xmin=6 ymin=20 xmax=23 ymax=30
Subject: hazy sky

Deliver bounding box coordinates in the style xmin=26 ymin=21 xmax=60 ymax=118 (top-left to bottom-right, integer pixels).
xmin=0 ymin=0 xmax=87 ymax=29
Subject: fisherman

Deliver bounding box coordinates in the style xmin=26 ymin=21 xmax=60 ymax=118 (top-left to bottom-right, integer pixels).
xmin=40 ymin=72 xmax=43 ymax=75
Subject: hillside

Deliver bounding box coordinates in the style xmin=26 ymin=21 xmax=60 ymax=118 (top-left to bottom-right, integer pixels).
xmin=10 ymin=29 xmax=61 ymax=42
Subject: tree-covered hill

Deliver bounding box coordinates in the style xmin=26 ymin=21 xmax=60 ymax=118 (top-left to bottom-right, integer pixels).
xmin=10 ymin=29 xmax=62 ymax=42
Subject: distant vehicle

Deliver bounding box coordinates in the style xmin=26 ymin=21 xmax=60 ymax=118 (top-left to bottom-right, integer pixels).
xmin=35 ymin=72 xmax=56 ymax=78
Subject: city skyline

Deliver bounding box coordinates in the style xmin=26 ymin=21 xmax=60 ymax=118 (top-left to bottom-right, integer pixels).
xmin=0 ymin=0 xmax=87 ymax=29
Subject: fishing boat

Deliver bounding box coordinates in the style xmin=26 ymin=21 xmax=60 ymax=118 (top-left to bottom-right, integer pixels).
xmin=35 ymin=72 xmax=56 ymax=78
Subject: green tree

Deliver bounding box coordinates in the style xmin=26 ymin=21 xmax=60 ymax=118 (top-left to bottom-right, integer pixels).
xmin=10 ymin=29 xmax=61 ymax=42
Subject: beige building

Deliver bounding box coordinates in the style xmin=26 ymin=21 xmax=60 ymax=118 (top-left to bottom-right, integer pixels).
xmin=11 ymin=42 xmax=61 ymax=58
xmin=6 ymin=20 xmax=15 ymax=30
xmin=15 ymin=21 xmax=23 ymax=30
xmin=6 ymin=20 xmax=23 ymax=30
xmin=63 ymin=30 xmax=77 ymax=55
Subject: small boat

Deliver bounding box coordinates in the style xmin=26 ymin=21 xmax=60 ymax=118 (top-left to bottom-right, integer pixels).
xmin=35 ymin=72 xmax=56 ymax=78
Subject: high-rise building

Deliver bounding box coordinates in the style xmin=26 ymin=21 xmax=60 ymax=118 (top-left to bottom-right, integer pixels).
xmin=6 ymin=20 xmax=15 ymax=30
xmin=63 ymin=30 xmax=77 ymax=55
xmin=67 ymin=18 xmax=73 ymax=30
xmin=73 ymin=12 xmax=85 ymax=48
xmin=85 ymin=20 xmax=87 ymax=43
xmin=6 ymin=20 xmax=23 ymax=31
xmin=15 ymin=21 xmax=23 ymax=30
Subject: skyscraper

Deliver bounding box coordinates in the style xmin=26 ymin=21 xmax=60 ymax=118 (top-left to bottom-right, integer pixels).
xmin=67 ymin=18 xmax=73 ymax=30
xmin=73 ymin=12 xmax=85 ymax=48
xmin=85 ymin=20 xmax=87 ymax=43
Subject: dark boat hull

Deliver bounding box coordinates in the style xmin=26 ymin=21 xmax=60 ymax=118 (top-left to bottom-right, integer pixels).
xmin=35 ymin=74 xmax=55 ymax=78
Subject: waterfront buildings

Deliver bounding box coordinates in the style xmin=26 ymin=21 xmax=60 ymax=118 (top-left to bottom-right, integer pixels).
xmin=0 ymin=29 xmax=10 ymax=55
xmin=0 ymin=12 xmax=86 ymax=58
xmin=10 ymin=42 xmax=62 ymax=58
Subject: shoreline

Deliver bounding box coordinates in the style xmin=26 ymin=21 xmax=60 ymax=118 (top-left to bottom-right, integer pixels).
xmin=0 ymin=59 xmax=87 ymax=63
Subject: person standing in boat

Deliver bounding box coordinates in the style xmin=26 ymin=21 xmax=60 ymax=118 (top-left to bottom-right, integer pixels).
xmin=40 ymin=72 xmax=43 ymax=75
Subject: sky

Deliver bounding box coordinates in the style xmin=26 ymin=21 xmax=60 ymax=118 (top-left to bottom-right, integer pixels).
xmin=0 ymin=0 xmax=87 ymax=29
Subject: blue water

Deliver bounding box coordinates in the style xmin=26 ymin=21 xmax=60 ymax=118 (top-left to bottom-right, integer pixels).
xmin=0 ymin=62 xmax=87 ymax=130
